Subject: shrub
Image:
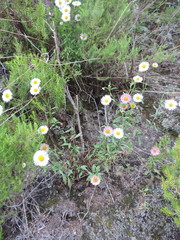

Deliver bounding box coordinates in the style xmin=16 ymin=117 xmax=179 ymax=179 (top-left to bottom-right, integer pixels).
xmin=161 ymin=136 xmax=180 ymax=227
xmin=0 ymin=115 xmax=44 ymax=207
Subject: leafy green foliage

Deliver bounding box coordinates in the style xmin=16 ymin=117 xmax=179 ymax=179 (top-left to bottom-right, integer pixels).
xmin=0 ymin=115 xmax=44 ymax=206
xmin=161 ymin=136 xmax=180 ymax=227
xmin=6 ymin=53 xmax=65 ymax=109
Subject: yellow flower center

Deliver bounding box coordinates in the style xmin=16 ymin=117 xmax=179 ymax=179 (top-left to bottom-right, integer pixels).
xmin=104 ymin=98 xmax=109 ymax=103
xmin=38 ymin=155 xmax=45 ymax=161
xmin=65 ymin=16 xmax=69 ymax=19
xmin=64 ymin=9 xmax=68 ymax=12
xmin=121 ymin=104 xmax=127 ymax=109
xmin=41 ymin=128 xmax=45 ymax=132
xmin=168 ymin=103 xmax=174 ymax=107
xmin=5 ymin=93 xmax=10 ymax=98
xmin=142 ymin=64 xmax=146 ymax=68
xmin=153 ymin=149 xmax=157 ymax=153
xmin=42 ymin=145 xmax=47 ymax=150
xmin=130 ymin=103 xmax=136 ymax=108
xmin=136 ymin=96 xmax=140 ymax=100
xmin=105 ymin=129 xmax=111 ymax=134
xmin=34 ymin=88 xmax=38 ymax=92
xmin=123 ymin=96 xmax=129 ymax=101
xmin=116 ymin=131 xmax=121 ymax=135
xmin=33 ymin=80 xmax=38 ymax=84
xmin=92 ymin=176 xmax=99 ymax=183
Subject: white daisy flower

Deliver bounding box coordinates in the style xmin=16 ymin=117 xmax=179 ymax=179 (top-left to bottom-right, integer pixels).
xmin=33 ymin=150 xmax=49 ymax=166
xmin=0 ymin=105 xmax=3 ymax=115
xmin=72 ymin=1 xmax=81 ymax=6
xmin=139 ymin=62 xmax=149 ymax=72
xmin=133 ymin=93 xmax=143 ymax=103
xmin=30 ymin=86 xmax=41 ymax=95
xmin=80 ymin=33 xmax=88 ymax=40
xmin=55 ymin=0 xmax=65 ymax=8
xmin=75 ymin=14 xmax=81 ymax=21
xmin=65 ymin=0 xmax=72 ymax=4
xmin=61 ymin=13 xmax=71 ymax=22
xmin=133 ymin=75 xmax=143 ymax=83
xmin=61 ymin=5 xmax=71 ymax=14
xmin=90 ymin=175 xmax=101 ymax=186
xmin=152 ymin=62 xmax=158 ymax=68
xmin=164 ymin=99 xmax=178 ymax=110
xmin=40 ymin=143 xmax=50 ymax=152
xmin=30 ymin=78 xmax=41 ymax=87
xmin=100 ymin=95 xmax=112 ymax=106
xmin=2 ymin=89 xmax=13 ymax=102
xmin=113 ymin=128 xmax=124 ymax=139
xmin=38 ymin=125 xmax=49 ymax=135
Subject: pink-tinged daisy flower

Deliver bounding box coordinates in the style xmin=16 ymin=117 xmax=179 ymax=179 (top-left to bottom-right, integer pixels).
xmin=90 ymin=175 xmax=101 ymax=186
xmin=164 ymin=99 xmax=178 ymax=111
xmin=150 ymin=146 xmax=160 ymax=156
xmin=133 ymin=75 xmax=143 ymax=83
xmin=101 ymin=95 xmax=112 ymax=106
xmin=139 ymin=62 xmax=149 ymax=72
xmin=103 ymin=126 xmax=113 ymax=137
xmin=119 ymin=104 xmax=128 ymax=111
xmin=152 ymin=62 xmax=158 ymax=68
xmin=120 ymin=93 xmax=131 ymax=104
xmin=133 ymin=93 xmax=143 ymax=103
xmin=40 ymin=143 xmax=50 ymax=152
xmin=113 ymin=128 xmax=124 ymax=139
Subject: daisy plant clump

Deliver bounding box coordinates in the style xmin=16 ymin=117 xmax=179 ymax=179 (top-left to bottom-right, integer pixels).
xmin=2 ymin=89 xmax=13 ymax=102
xmin=164 ymin=99 xmax=178 ymax=111
xmin=38 ymin=125 xmax=49 ymax=135
xmin=33 ymin=150 xmax=49 ymax=166
xmin=139 ymin=62 xmax=150 ymax=72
